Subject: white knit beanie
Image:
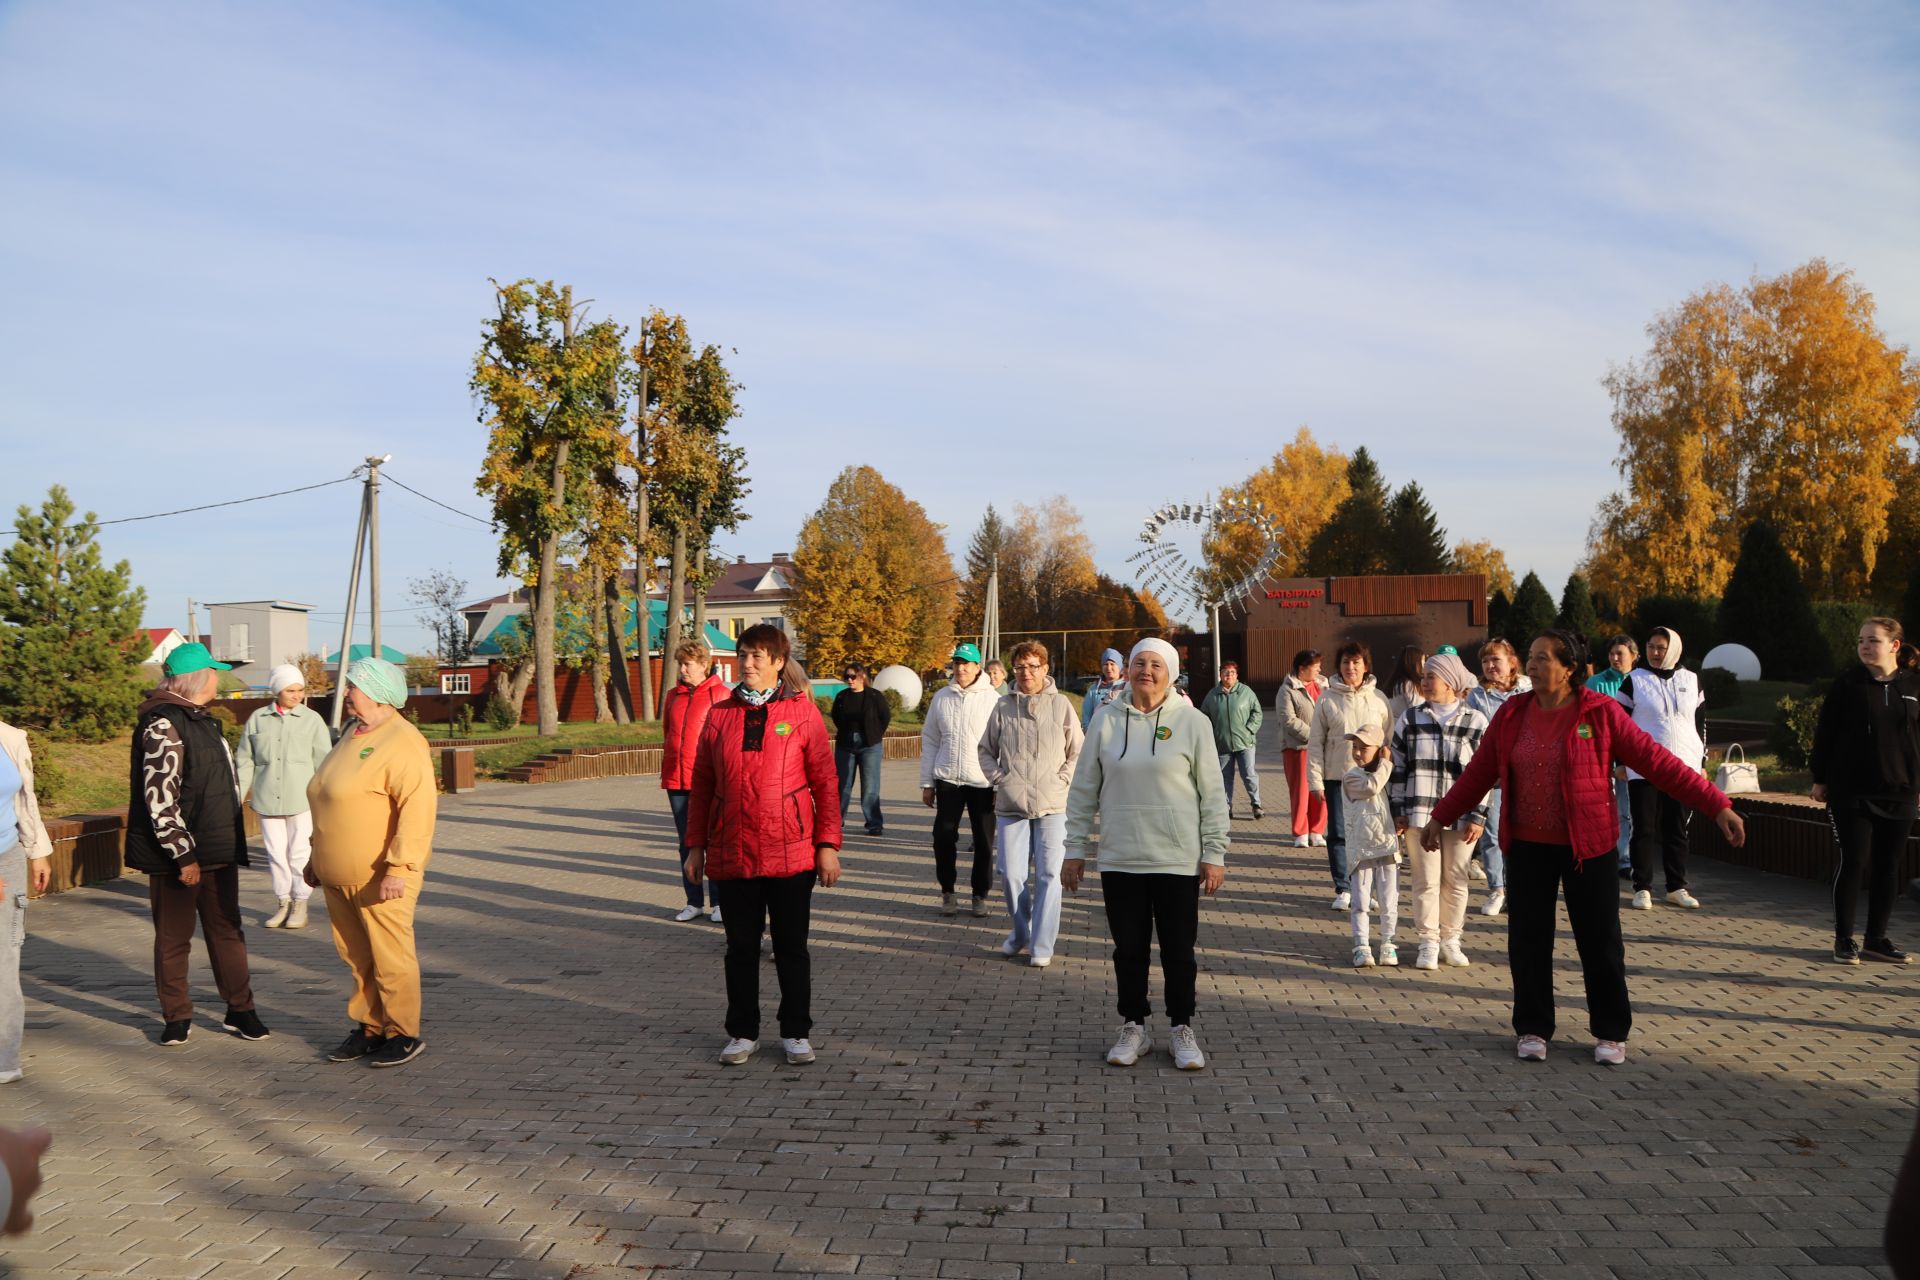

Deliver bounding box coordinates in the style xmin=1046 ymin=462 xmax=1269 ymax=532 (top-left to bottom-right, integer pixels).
xmin=1128 ymin=637 xmax=1180 ymax=681
xmin=267 ymin=664 xmax=305 ymax=693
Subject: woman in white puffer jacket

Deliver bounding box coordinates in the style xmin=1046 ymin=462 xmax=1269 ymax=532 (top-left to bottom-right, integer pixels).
xmin=920 ymin=643 xmax=1003 ymax=916
xmin=1306 ymin=641 xmax=1393 ymax=911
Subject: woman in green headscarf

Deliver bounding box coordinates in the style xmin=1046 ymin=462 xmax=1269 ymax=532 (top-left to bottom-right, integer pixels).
xmin=305 ymin=658 xmax=437 ymax=1069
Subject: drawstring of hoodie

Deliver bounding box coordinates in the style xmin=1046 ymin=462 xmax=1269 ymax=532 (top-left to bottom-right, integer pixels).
xmin=1116 ymin=703 xmax=1166 ymax=758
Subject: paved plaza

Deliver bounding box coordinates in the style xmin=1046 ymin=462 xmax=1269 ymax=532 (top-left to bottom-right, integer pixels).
xmin=4 ymin=726 xmax=1917 ymax=1279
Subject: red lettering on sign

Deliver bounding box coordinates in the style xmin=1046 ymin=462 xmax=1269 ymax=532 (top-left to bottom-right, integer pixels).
xmin=1263 ymin=588 xmax=1325 ymax=601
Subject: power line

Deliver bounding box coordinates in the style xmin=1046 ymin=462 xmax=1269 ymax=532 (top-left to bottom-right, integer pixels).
xmin=0 ymin=474 xmax=361 ymax=541
xmin=384 ymin=474 xmax=494 ymax=527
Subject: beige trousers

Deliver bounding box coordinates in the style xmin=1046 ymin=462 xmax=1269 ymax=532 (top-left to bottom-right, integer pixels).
xmin=323 ymin=877 xmax=422 ymax=1039
xmin=1407 ymin=827 xmax=1473 ymax=945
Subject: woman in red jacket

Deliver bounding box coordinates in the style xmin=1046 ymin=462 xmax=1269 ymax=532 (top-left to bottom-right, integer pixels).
xmin=661 ymin=640 xmax=733 ymax=923
xmin=1424 ymin=630 xmax=1744 ymax=1067
xmin=685 ymin=625 xmax=843 ymax=1067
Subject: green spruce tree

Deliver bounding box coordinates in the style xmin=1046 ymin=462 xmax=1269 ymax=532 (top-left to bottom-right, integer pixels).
xmin=1383 ymin=482 xmax=1454 ymax=573
xmin=1303 ymin=446 xmax=1391 ymax=576
xmin=1718 ymin=522 xmax=1827 ymax=679
xmin=1506 ymin=571 xmax=1558 ymax=644
xmin=1487 ymin=588 xmax=1512 ymax=640
xmin=1903 ymin=562 xmax=1920 ymax=653
xmin=0 ymin=486 xmax=148 ymax=740
xmin=1556 ymin=572 xmax=1601 ymax=641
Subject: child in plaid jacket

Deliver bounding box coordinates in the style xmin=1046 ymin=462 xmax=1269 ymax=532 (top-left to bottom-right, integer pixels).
xmin=1390 ymin=653 xmax=1488 ymax=971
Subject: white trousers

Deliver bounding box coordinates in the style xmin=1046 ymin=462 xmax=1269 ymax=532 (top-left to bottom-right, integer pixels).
xmin=1350 ymin=861 xmax=1399 ymax=945
xmin=1407 ymin=827 xmax=1472 ymax=945
xmin=258 ymin=812 xmax=314 ymax=902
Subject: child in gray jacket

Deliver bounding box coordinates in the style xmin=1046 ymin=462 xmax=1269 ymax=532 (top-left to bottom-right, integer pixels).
xmin=1343 ymin=723 xmax=1401 ymax=967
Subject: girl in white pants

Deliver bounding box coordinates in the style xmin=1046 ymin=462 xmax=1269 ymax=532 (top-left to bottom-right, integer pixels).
xmin=1341 ymin=724 xmax=1401 ymax=966
xmin=235 ymin=666 xmax=332 ymax=928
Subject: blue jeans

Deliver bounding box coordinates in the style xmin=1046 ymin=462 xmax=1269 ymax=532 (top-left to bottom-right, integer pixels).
xmin=997 ymin=814 xmax=1067 ymax=961
xmin=836 ymin=736 xmax=885 ymax=833
xmin=667 ymin=789 xmax=702 ymax=908
xmin=1219 ymin=748 xmax=1262 ymax=810
xmin=1475 ymin=789 xmax=1506 ymax=891
xmin=1322 ymin=785 xmax=1351 ymax=893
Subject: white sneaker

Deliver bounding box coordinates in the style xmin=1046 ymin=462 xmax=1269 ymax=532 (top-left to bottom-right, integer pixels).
xmin=285 ymin=898 xmax=309 ymax=929
xmin=941 ymin=892 xmax=958 ymax=916
xmin=0 ymin=1068 xmax=22 ymax=1084
xmin=1000 ymin=937 xmax=1021 ymax=957
xmin=1468 ymin=860 xmax=1488 ymax=882
xmin=1170 ymin=1024 xmax=1206 ymax=1070
xmin=710 ymin=905 xmax=723 ymax=924
xmin=1378 ymin=941 xmax=1399 ymax=966
xmin=719 ymin=1037 xmax=756 ymax=1065
xmin=1331 ymin=891 xmax=1351 ymax=911
xmin=1517 ymin=1035 xmax=1547 ymax=1062
xmin=1413 ymin=943 xmax=1440 ymax=970
xmin=1440 ymin=940 xmax=1471 ymax=968
xmin=1351 ymin=945 xmax=1375 ymax=968
xmin=674 ymin=905 xmax=703 ymax=922
xmin=783 ymin=1037 xmax=815 ymax=1064
xmin=1665 ymin=889 xmax=1701 ymax=910
xmin=1028 ymin=955 xmax=1052 ymax=968
xmin=265 ymin=898 xmax=292 ymax=928
xmin=1106 ymin=1021 xmax=1151 ymax=1066
xmin=1594 ymin=1039 xmax=1628 ymax=1066
xmin=1309 ymin=833 xmax=1328 ymax=847
xmin=1482 ymin=889 xmax=1506 ymax=917
xmin=1630 ymin=890 xmax=1653 ymax=910
xmin=1292 ymin=835 xmax=1310 ymax=848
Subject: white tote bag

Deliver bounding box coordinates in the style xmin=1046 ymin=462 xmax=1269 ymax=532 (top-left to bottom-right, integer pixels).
xmin=1714 ymin=742 xmax=1760 ymax=796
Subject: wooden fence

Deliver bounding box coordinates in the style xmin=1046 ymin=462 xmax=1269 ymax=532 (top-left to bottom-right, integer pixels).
xmin=1694 ymin=793 xmax=1920 ymax=884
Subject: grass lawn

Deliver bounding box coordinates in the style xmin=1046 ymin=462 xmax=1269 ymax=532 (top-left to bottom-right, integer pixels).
xmin=470 ymin=721 xmax=664 ymax=778
xmin=34 ymin=734 xmax=133 ymax=816
xmin=1711 ymin=678 xmax=1820 ymax=724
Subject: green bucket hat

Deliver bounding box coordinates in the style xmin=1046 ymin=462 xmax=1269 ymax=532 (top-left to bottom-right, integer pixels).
xmin=951 ymin=643 xmax=983 ymax=664
xmin=163 ymin=642 xmax=231 ymax=676
xmin=346 ymin=657 xmax=408 ymax=708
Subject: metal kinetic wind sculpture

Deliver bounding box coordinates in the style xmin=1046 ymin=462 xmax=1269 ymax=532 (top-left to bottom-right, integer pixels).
xmin=1126 ymin=496 xmax=1285 ymax=622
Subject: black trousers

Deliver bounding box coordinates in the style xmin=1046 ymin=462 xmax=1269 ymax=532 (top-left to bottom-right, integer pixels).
xmin=712 ymin=872 xmax=814 ymax=1041
xmin=1101 ymin=870 xmax=1201 ymax=1026
xmin=1507 ymin=841 xmax=1631 ymax=1043
xmin=1828 ymin=801 xmax=1915 ymax=944
xmin=933 ymin=781 xmax=995 ymax=896
xmin=1627 ymin=779 xmax=1692 ymax=893
xmin=148 ymin=865 xmax=254 ymax=1022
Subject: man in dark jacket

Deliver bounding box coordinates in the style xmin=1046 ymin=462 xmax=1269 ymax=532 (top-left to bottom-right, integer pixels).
xmin=830 ymin=664 xmax=891 ymax=836
xmin=126 ymin=643 xmax=267 ymax=1047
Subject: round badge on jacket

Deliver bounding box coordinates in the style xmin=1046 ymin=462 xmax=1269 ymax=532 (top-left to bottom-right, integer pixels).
xmin=1576 ymin=723 xmax=1593 ymax=740
xmin=774 ymin=722 xmax=793 ymax=737
xmin=1154 ymin=725 xmax=1172 ymax=741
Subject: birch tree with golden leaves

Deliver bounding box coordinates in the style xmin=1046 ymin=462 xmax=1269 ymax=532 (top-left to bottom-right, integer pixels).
xmin=1201 ymin=427 xmax=1349 ymax=601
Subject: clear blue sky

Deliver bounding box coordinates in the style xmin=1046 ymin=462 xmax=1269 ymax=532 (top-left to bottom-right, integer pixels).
xmin=4 ymin=1 xmax=1916 ymax=647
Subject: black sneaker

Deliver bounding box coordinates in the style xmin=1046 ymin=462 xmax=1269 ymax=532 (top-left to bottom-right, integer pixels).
xmin=1834 ymin=940 xmax=1862 ymax=965
xmin=328 ymin=1028 xmax=387 ymax=1062
xmin=159 ymin=1019 xmax=191 ymax=1047
xmin=1251 ymin=805 xmax=1263 ymax=820
xmin=1862 ymin=939 xmax=1912 ymax=965
xmin=223 ymin=1009 xmax=271 ymax=1040
xmin=368 ymin=1034 xmax=425 ymax=1068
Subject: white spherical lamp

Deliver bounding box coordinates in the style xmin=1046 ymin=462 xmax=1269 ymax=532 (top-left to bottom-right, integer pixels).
xmin=1701 ymin=643 xmax=1762 ymax=682
xmin=871 ymin=664 xmax=923 ymax=711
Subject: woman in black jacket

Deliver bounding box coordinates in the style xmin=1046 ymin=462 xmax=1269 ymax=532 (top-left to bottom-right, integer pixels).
xmin=1810 ymin=616 xmax=1920 ymax=965
xmin=831 ymin=664 xmax=891 ymax=837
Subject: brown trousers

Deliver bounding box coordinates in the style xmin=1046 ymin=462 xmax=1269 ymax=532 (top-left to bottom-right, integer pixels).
xmin=323 ymin=878 xmax=422 ymax=1038
xmin=148 ymin=865 xmax=255 ymax=1021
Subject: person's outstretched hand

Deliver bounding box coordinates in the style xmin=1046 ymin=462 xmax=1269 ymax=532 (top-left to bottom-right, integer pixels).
xmin=1714 ymin=807 xmax=1746 ymax=848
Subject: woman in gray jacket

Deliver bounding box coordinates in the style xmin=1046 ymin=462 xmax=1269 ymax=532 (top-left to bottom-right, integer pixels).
xmin=235 ymin=664 xmax=333 ymax=929
xmin=0 ymin=721 xmax=53 ymax=1085
xmin=977 ymin=641 xmax=1083 ymax=967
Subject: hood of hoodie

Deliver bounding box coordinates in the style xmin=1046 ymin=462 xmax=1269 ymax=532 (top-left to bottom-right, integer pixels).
xmin=1327 ymin=673 xmax=1378 ymax=698
xmin=137 ymin=690 xmax=211 ymax=718
xmin=1006 ymin=678 xmax=1061 ymax=716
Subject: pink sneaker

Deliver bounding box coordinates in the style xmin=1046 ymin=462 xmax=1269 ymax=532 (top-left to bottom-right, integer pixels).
xmin=1516 ymin=1035 xmax=1547 ymax=1062
xmin=1593 ymin=1040 xmax=1627 ymax=1066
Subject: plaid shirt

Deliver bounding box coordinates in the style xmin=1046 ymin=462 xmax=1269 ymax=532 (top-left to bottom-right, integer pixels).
xmin=1389 ymin=702 xmax=1490 ymax=829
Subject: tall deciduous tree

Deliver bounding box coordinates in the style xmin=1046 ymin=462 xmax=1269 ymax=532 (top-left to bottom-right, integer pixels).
xmin=1202 ymin=426 xmax=1349 ymax=598
xmin=1505 ymin=572 xmax=1558 ymax=646
xmin=789 ymin=467 xmax=955 ymax=674
xmin=1384 ymin=482 xmax=1453 ymax=574
xmin=1587 ymin=259 xmax=1920 ymax=609
xmin=1304 ymin=446 xmax=1391 ymax=576
xmin=408 ymin=568 xmax=473 ymax=666
xmin=0 ymin=486 xmax=148 ymax=741
xmin=1556 ymin=573 xmax=1601 ymax=641
xmin=1452 ymin=539 xmax=1515 ymax=599
xmin=473 ymin=279 xmax=629 ymax=736
xmin=1718 ymin=522 xmax=1825 ymax=680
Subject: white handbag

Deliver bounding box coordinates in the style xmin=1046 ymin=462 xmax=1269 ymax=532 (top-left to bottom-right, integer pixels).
xmin=1714 ymin=742 xmax=1760 ymax=796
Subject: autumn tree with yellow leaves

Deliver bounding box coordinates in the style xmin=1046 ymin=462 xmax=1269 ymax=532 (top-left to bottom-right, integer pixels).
xmin=1586 ymin=259 xmax=1920 ymax=610
xmin=1201 ymin=427 xmax=1348 ymax=601
xmin=1451 ymin=539 xmax=1515 ymax=599
xmin=789 ymin=467 xmax=956 ymax=675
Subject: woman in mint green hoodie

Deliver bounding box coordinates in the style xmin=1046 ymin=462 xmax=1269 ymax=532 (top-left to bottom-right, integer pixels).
xmin=1064 ymin=638 xmax=1229 ymax=1072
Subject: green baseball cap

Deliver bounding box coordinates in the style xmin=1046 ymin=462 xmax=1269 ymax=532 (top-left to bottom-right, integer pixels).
xmin=951 ymin=643 xmax=983 ymax=664
xmin=1436 ymin=645 xmax=1460 ymax=656
xmin=164 ymin=642 xmax=231 ymax=675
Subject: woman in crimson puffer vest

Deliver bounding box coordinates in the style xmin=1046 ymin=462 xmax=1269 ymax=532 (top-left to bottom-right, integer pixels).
xmin=1427 ymin=630 xmax=1744 ymax=1068
xmin=686 ymin=624 xmax=842 ymax=1068
xmin=660 ymin=640 xmax=733 ymax=922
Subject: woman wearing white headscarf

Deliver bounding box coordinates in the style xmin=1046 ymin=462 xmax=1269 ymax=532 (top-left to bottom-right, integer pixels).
xmin=1618 ymin=627 xmax=1708 ymax=911
xmin=0 ymin=721 xmax=52 ymax=1084
xmin=1064 ymin=638 xmax=1229 ymax=1071
xmin=236 ymin=665 xmax=333 ymax=929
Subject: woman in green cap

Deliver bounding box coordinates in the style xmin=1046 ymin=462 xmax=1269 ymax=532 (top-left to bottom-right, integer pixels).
xmin=304 ymin=657 xmax=438 ymax=1069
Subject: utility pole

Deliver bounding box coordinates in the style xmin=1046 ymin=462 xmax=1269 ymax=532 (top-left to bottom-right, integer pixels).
xmin=329 ymin=455 xmax=392 ymax=730
xmin=185 ymin=598 xmax=197 ymax=646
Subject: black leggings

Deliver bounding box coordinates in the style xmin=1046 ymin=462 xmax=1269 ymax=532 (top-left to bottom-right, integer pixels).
xmin=932 ymin=781 xmax=995 ymax=896
xmin=1102 ymin=871 xmax=1201 ymax=1026
xmin=1628 ymin=779 xmax=1692 ymax=893
xmin=1828 ymin=801 xmax=1915 ymax=945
